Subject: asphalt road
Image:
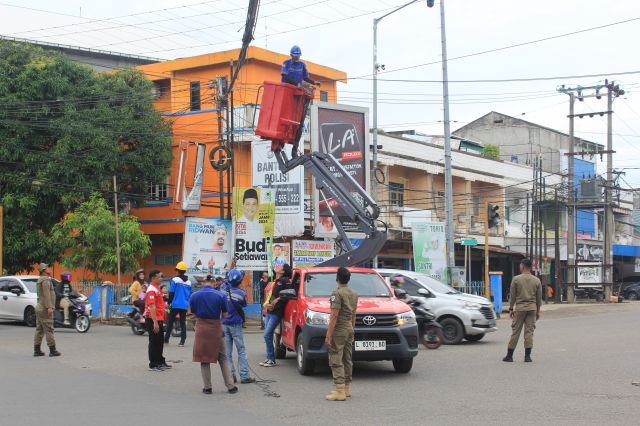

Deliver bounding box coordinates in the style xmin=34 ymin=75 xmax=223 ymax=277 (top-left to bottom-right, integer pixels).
xmin=2 ymin=303 xmax=640 ymax=426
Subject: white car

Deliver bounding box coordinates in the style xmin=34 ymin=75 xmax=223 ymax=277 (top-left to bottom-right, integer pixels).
xmin=0 ymin=275 xmax=45 ymax=326
xmin=377 ymin=269 xmax=497 ymax=344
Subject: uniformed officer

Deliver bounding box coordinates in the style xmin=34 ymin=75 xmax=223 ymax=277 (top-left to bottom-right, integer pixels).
xmin=34 ymin=263 xmax=61 ymax=357
xmin=503 ymin=258 xmax=542 ymax=363
xmin=324 ymin=267 xmax=358 ymax=401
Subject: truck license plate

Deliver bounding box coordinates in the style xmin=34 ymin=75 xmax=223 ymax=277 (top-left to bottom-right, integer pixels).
xmin=355 ymin=340 xmax=386 ymax=351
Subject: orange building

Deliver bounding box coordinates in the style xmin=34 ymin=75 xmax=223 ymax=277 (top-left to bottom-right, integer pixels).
xmin=131 ymin=47 xmax=346 ymax=278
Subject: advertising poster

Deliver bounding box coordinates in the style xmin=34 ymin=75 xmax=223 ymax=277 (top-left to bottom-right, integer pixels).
xmin=411 ymin=222 xmax=447 ymax=282
xmin=183 ymin=217 xmax=232 ymax=278
xmin=233 ymin=187 xmax=275 ymax=271
xmin=577 ymin=262 xmax=602 ymax=286
xmin=251 ymin=140 xmax=304 ymax=237
xmin=270 ymin=242 xmax=291 ymax=275
xmin=292 ymin=240 xmax=336 ymax=269
xmin=182 ymin=143 xmax=206 ymax=211
xmin=311 ymin=103 xmax=369 ymax=237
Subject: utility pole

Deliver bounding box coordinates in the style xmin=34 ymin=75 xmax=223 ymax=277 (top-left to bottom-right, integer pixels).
xmin=439 ymin=0 xmax=456 ymax=285
xmin=554 ymin=188 xmax=561 ymax=303
xmin=484 ymin=202 xmax=490 ymax=300
xmin=113 ymin=175 xmax=122 ymax=287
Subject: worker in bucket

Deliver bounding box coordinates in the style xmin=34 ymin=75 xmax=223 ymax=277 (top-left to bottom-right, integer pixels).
xmin=281 ymin=45 xmax=319 ymax=88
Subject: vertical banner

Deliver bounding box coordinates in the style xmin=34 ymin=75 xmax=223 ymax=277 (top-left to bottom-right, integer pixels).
xmin=411 ymin=222 xmax=447 ymax=282
xmin=233 ymin=187 xmax=275 ymax=271
xmin=311 ymin=102 xmax=369 ymax=237
xmin=182 ymin=143 xmax=206 ymax=211
xmin=251 ymin=140 xmax=304 ymax=237
xmin=183 ymin=218 xmax=232 ymax=278
xmin=270 ymin=242 xmax=291 ymax=274
xmin=292 ymin=240 xmax=336 ymax=268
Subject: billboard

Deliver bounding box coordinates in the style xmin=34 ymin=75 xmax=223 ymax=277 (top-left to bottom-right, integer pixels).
xmin=311 ymin=102 xmax=369 ymax=237
xmin=183 ymin=217 xmax=232 ymax=278
xmin=233 ymin=187 xmax=275 ymax=271
xmin=577 ymin=262 xmax=602 ymax=286
xmin=412 ymin=222 xmax=447 ymax=282
xmin=251 ymin=140 xmax=304 ymax=237
xmin=292 ymin=240 xmax=336 ymax=269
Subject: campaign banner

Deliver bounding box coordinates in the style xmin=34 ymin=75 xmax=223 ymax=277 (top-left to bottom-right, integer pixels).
xmin=270 ymin=242 xmax=291 ymax=275
xmin=233 ymin=187 xmax=275 ymax=271
xmin=182 ymin=143 xmax=206 ymax=211
xmin=411 ymin=222 xmax=447 ymax=283
xmin=183 ymin=217 xmax=232 ymax=278
xmin=251 ymin=140 xmax=304 ymax=237
xmin=311 ymin=103 xmax=369 ymax=237
xmin=292 ymin=240 xmax=336 ymax=269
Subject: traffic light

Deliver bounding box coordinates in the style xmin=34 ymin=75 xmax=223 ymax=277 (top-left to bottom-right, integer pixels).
xmin=487 ymin=203 xmax=500 ymax=228
xmin=426 ymin=0 xmax=435 ymax=7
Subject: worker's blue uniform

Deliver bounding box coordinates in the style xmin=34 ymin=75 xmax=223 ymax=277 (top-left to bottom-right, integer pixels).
xmin=281 ymin=59 xmax=310 ymax=85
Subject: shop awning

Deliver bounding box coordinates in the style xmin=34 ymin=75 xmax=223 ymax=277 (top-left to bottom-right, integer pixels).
xmin=613 ymin=244 xmax=640 ymax=257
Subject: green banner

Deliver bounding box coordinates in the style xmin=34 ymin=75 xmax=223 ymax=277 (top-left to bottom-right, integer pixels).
xmin=412 ymin=222 xmax=447 ymax=283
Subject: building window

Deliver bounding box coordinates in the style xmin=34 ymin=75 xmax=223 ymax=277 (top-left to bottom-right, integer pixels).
xmin=154 ymin=254 xmax=181 ymax=266
xmin=148 ymin=182 xmax=168 ymax=201
xmin=389 ymin=182 xmax=404 ymax=207
xmin=320 ymin=90 xmax=328 ymax=102
xmin=472 ymin=195 xmax=480 ymax=216
xmin=190 ymin=81 xmax=201 ymax=111
xmin=436 ymin=190 xmax=445 ymax=214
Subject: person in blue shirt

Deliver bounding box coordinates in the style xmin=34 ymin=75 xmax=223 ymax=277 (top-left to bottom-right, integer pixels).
xmin=281 ymin=45 xmax=318 ymax=87
xmin=189 ymin=278 xmax=238 ymax=395
xmin=164 ymin=261 xmax=192 ymax=346
xmin=220 ymin=269 xmax=255 ymax=384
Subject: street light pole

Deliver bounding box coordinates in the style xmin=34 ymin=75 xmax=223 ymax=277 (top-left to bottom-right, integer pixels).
xmin=372 ymin=0 xmax=421 ymax=269
xmin=439 ymin=0 xmax=456 ymax=285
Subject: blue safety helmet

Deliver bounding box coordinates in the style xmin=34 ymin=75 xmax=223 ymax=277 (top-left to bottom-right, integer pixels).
xmin=227 ymin=269 xmax=244 ymax=287
xmin=290 ymin=45 xmax=301 ymax=56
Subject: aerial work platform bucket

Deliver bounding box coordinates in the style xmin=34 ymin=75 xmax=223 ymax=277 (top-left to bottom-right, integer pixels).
xmin=255 ymin=81 xmax=313 ymax=151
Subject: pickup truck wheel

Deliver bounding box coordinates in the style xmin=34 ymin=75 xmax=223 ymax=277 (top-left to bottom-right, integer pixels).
xmin=296 ymin=334 xmax=315 ymax=376
xmin=464 ymin=333 xmax=484 ymax=342
xmin=274 ymin=332 xmax=287 ymax=359
xmin=440 ymin=317 xmax=464 ymax=344
xmin=392 ymin=358 xmax=413 ymax=374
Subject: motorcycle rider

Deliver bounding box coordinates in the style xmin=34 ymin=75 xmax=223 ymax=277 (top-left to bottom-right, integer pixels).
xmin=128 ymin=269 xmax=147 ymax=318
xmin=55 ymin=272 xmax=74 ymax=325
xmin=390 ymin=275 xmax=411 ymax=303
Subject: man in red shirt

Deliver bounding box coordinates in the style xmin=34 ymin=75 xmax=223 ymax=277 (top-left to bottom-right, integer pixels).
xmin=146 ymin=270 xmax=170 ymax=371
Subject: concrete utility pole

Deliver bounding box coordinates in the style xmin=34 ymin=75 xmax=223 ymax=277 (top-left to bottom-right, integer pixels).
xmin=113 ymin=175 xmax=122 ymax=286
xmin=438 ymin=0 xmax=456 ymax=285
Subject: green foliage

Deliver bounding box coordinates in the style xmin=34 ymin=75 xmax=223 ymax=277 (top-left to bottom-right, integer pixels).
xmin=51 ymin=194 xmax=150 ymax=278
xmin=0 ymin=40 xmax=172 ymax=273
xmin=482 ymin=144 xmax=500 ymax=160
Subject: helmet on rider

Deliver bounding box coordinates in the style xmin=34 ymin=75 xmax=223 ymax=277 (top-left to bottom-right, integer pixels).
xmin=227 ymin=269 xmax=244 ymax=287
xmin=290 ymin=45 xmax=301 ymax=57
xmin=175 ymin=261 xmax=188 ymax=272
xmin=61 ymin=271 xmax=72 ymax=282
xmin=390 ymin=274 xmax=405 ymax=287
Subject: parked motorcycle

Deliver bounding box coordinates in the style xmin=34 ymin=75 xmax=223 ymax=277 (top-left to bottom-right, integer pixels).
xmin=395 ymin=288 xmax=443 ymax=349
xmin=54 ymin=292 xmax=91 ymax=333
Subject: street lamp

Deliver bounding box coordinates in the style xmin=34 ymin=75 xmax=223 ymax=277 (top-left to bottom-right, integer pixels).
xmin=372 ymin=0 xmax=455 ymax=285
xmin=372 ymin=0 xmax=426 ymax=268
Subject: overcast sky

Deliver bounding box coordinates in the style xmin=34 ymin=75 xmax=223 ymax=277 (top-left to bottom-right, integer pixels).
xmin=2 ymin=0 xmax=640 ymax=185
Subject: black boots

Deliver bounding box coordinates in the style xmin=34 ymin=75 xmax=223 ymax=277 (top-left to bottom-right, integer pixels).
xmin=49 ymin=346 xmax=61 ymax=357
xmin=524 ymin=348 xmax=532 ymax=363
xmin=502 ymin=349 xmax=514 ymax=362
xmin=34 ymin=345 xmax=45 ymax=357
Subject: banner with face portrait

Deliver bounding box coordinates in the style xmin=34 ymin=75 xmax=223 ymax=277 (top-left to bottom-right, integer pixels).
xmin=233 ymin=187 xmax=275 ymax=271
xmin=269 ymin=242 xmax=291 ymax=276
xmin=183 ymin=217 xmax=232 ymax=279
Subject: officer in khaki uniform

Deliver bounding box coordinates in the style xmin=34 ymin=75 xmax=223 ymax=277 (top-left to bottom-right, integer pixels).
xmin=324 ymin=267 xmax=358 ymax=401
xmin=503 ymin=258 xmax=541 ymax=363
xmin=34 ymin=263 xmax=61 ymax=357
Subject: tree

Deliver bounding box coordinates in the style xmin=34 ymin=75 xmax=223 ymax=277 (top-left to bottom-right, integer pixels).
xmin=0 ymin=40 xmax=172 ymax=273
xmin=51 ymin=194 xmax=150 ymax=279
xmin=482 ymin=144 xmax=500 ymax=160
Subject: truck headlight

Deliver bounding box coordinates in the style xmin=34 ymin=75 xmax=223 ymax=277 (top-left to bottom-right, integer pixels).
xmin=305 ymin=309 xmax=330 ymax=325
xmin=396 ymin=310 xmax=416 ymax=326
xmin=460 ymin=301 xmax=482 ymax=310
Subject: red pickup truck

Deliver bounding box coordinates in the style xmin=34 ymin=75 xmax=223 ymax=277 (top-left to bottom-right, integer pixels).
xmin=270 ymin=267 xmax=419 ymax=375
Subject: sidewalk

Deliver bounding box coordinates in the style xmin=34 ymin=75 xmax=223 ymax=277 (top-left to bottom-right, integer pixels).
xmin=498 ymin=300 xmax=639 ymax=319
